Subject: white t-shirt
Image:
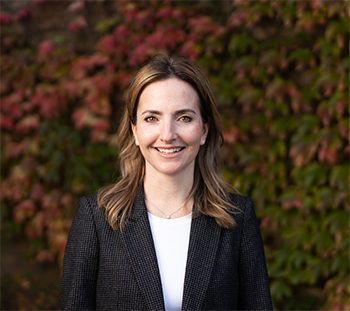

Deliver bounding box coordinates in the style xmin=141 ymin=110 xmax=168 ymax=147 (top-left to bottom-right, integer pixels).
xmin=148 ymin=212 xmax=192 ymax=311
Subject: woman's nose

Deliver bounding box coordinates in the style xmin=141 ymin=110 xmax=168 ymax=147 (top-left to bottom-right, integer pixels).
xmin=159 ymin=119 xmax=177 ymax=143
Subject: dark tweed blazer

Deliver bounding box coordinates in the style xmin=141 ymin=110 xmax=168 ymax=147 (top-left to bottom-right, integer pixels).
xmin=61 ymin=187 xmax=272 ymax=311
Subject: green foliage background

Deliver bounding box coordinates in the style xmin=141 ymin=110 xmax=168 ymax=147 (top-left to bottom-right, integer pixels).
xmin=1 ymin=0 xmax=349 ymax=310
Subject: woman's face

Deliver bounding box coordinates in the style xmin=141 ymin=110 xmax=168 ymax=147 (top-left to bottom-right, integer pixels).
xmin=132 ymin=78 xmax=209 ymax=178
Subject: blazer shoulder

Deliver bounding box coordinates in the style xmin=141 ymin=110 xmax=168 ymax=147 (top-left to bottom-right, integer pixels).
xmin=76 ymin=194 xmax=105 ymax=220
xmin=79 ymin=193 xmax=98 ymax=206
xmin=229 ymin=193 xmax=253 ymax=211
xmin=227 ymin=193 xmax=256 ymax=226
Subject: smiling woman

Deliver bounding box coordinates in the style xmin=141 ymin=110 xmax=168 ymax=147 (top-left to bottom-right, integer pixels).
xmin=61 ymin=55 xmax=273 ymax=311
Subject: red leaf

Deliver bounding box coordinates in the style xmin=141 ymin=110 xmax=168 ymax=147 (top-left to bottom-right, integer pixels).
xmin=13 ymin=200 xmax=37 ymax=223
xmin=4 ymin=141 xmax=24 ymax=159
xmin=90 ymin=74 xmax=112 ymax=93
xmin=71 ymin=108 xmax=94 ymax=129
xmin=1 ymin=90 xmax=24 ymax=117
xmin=35 ymin=250 xmax=55 ymax=263
xmin=68 ymin=16 xmax=87 ymax=33
xmin=97 ymin=35 xmax=116 ymax=54
xmin=317 ymin=104 xmax=331 ymax=127
xmin=0 ymin=113 xmax=14 ymax=130
xmin=68 ymin=1 xmax=85 ymax=14
xmin=93 ymin=118 xmax=110 ymax=132
xmin=37 ymin=40 xmax=53 ymax=60
xmin=90 ymin=130 xmax=107 ymax=143
xmin=157 ymin=6 xmax=173 ymax=21
xmin=227 ymin=11 xmax=247 ymax=28
xmin=15 ymin=114 xmax=40 ymax=134
xmin=0 ymin=13 xmax=12 ymax=25
xmin=61 ymin=194 xmax=73 ymax=208
xmin=31 ymin=183 xmax=45 ymax=201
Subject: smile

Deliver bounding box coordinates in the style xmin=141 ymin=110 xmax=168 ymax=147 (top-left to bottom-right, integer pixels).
xmin=156 ymin=147 xmax=184 ymax=154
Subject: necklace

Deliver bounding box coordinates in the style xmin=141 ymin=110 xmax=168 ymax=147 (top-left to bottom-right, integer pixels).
xmin=144 ymin=196 xmax=186 ymax=219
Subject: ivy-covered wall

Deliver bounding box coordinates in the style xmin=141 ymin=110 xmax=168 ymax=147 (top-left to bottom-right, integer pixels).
xmin=1 ymin=0 xmax=349 ymax=310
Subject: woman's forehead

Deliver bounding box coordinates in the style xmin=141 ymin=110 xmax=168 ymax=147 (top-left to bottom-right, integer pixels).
xmin=137 ymin=78 xmax=201 ymax=113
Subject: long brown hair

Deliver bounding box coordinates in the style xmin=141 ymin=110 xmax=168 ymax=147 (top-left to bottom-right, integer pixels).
xmin=98 ymin=55 xmax=239 ymax=230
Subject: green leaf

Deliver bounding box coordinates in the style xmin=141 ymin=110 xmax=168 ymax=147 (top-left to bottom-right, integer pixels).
xmin=270 ymin=116 xmax=296 ymax=138
xmin=330 ymin=165 xmax=350 ymax=190
xmin=302 ymin=163 xmax=328 ymax=188
xmin=289 ymin=48 xmax=313 ymax=62
xmin=311 ymin=232 xmax=333 ymax=253
xmin=330 ymin=255 xmax=350 ymax=274
xmin=270 ymin=279 xmax=292 ymax=301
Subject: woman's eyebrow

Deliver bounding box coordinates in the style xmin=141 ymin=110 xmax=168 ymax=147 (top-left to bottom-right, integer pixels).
xmin=141 ymin=110 xmax=161 ymax=116
xmin=175 ymin=109 xmax=197 ymax=115
xmin=141 ymin=109 xmax=197 ymax=116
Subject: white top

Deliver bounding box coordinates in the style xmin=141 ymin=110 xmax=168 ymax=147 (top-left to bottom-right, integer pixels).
xmin=148 ymin=212 xmax=192 ymax=311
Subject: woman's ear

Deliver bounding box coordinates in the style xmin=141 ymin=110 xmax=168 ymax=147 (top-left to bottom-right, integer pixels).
xmin=131 ymin=124 xmax=139 ymax=146
xmin=200 ymin=122 xmax=209 ymax=145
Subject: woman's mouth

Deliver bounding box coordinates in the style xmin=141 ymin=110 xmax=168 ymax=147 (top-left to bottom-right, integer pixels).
xmin=155 ymin=147 xmax=184 ymax=154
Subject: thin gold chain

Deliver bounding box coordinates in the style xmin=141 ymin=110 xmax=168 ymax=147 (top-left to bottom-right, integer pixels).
xmin=144 ymin=196 xmax=185 ymax=219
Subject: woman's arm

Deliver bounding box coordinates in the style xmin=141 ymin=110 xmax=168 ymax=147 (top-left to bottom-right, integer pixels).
xmin=237 ymin=197 xmax=273 ymax=311
xmin=61 ymin=196 xmax=99 ymax=311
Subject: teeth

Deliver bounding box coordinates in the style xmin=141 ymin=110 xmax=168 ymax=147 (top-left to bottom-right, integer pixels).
xmin=157 ymin=148 xmax=183 ymax=154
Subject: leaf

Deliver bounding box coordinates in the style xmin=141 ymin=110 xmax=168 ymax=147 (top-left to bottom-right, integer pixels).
xmin=270 ymin=279 xmax=292 ymax=301
xmin=305 ymin=163 xmax=328 ymax=187
xmin=330 ymin=165 xmax=350 ymax=190
xmin=67 ymin=16 xmax=88 ymax=33
xmin=311 ymin=232 xmax=334 ymax=253
xmin=237 ymin=87 xmax=263 ymax=105
xmin=270 ymin=116 xmax=295 ymax=138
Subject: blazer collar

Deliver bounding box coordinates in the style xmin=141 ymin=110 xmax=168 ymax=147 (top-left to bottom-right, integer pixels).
xmin=120 ymin=185 xmax=222 ymax=311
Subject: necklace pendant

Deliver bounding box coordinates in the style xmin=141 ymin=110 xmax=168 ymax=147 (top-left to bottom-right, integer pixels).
xmin=166 ymin=215 xmax=170 ymax=219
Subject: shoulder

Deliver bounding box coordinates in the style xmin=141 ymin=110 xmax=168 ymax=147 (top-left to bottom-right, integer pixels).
xmin=229 ymin=193 xmax=251 ymax=207
xmin=228 ymin=193 xmax=256 ymax=225
xmin=78 ymin=194 xmax=98 ymax=208
xmin=229 ymin=193 xmax=254 ymax=213
xmin=74 ymin=194 xmax=105 ymax=221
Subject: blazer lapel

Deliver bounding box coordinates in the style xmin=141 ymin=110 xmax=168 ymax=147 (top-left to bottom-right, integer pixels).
xmin=181 ymin=213 xmax=222 ymax=310
xmin=119 ymin=186 xmax=165 ymax=310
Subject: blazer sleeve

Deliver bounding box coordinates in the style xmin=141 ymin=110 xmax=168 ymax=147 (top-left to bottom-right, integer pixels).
xmin=237 ymin=197 xmax=273 ymax=311
xmin=61 ymin=196 xmax=99 ymax=311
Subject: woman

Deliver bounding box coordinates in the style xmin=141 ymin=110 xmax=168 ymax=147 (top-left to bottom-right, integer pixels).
xmin=61 ymin=55 xmax=272 ymax=310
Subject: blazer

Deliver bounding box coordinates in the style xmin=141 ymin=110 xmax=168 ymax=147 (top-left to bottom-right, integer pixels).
xmin=61 ymin=187 xmax=272 ymax=311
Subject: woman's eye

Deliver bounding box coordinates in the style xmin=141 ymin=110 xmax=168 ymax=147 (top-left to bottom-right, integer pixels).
xmin=179 ymin=116 xmax=192 ymax=122
xmin=145 ymin=116 xmax=157 ymax=122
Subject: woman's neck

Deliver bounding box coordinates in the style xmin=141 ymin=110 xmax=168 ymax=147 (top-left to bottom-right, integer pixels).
xmin=143 ymin=172 xmax=194 ymax=218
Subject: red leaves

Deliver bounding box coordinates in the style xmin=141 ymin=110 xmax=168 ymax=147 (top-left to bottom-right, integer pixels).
xmin=13 ymin=200 xmax=37 ymax=223
xmin=266 ymin=79 xmax=287 ymax=104
xmin=113 ymin=24 xmax=132 ymax=42
xmin=35 ymin=250 xmax=55 ymax=263
xmin=0 ymin=13 xmax=12 ymax=25
xmin=67 ymin=16 xmax=88 ymax=33
xmin=289 ymin=143 xmax=318 ymax=168
xmin=67 ymin=1 xmax=85 ymax=14
xmin=96 ymin=35 xmax=116 ymax=54
xmin=157 ymin=6 xmax=185 ymax=22
xmin=31 ymin=183 xmax=45 ymax=201
xmin=281 ymin=193 xmax=302 ymax=210
xmin=71 ymin=108 xmax=110 ymax=143
xmin=30 ymin=85 xmax=65 ymax=120
xmin=188 ymin=15 xmax=223 ymax=37
xmin=227 ymin=11 xmax=248 ymax=28
xmin=15 ymin=114 xmax=40 ymax=134
xmin=37 ymin=40 xmax=53 ymax=61
xmin=223 ymin=126 xmax=249 ymax=145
